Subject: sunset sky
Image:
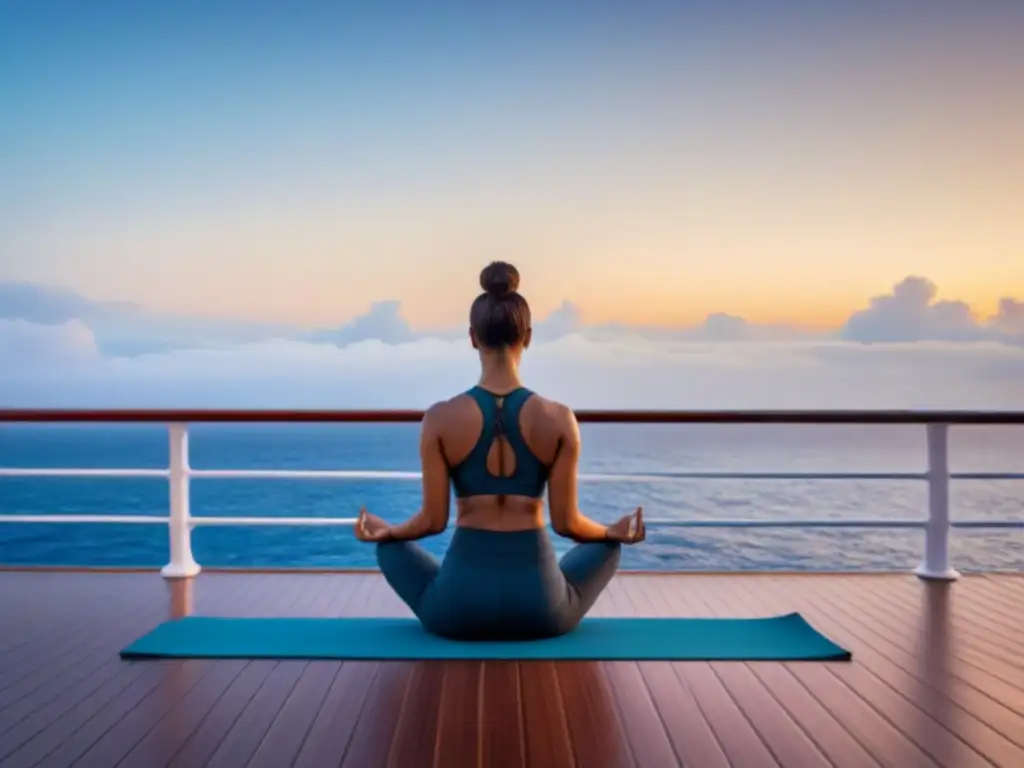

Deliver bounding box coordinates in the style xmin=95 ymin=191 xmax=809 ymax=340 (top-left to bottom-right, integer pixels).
xmin=2 ymin=2 xmax=1022 ymax=329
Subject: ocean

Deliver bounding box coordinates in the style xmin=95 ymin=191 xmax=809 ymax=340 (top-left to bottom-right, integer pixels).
xmin=1 ymin=423 xmax=1021 ymax=572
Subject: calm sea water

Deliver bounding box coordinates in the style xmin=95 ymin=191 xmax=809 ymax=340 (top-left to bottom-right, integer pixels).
xmin=0 ymin=423 xmax=1021 ymax=572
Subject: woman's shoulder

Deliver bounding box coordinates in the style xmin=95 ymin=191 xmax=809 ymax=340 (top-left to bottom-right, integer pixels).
xmin=423 ymin=389 xmax=574 ymax=431
xmin=522 ymin=390 xmax=571 ymax=418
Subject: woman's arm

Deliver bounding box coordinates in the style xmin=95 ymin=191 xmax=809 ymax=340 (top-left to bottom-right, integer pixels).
xmin=547 ymin=407 xmax=610 ymax=543
xmin=386 ymin=405 xmax=451 ymax=541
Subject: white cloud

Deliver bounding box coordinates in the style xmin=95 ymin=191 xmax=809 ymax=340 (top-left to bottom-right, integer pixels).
xmin=0 ymin=318 xmax=100 ymax=368
xmin=1 ymin=275 xmax=1022 ymax=410
xmin=1 ymin=322 xmax=1022 ymax=410
xmin=305 ymin=300 xmax=417 ymax=345
xmin=993 ymin=298 xmax=1024 ymax=334
xmin=840 ymin=276 xmax=1022 ymax=344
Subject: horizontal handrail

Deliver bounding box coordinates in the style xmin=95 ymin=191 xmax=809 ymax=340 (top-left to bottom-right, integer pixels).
xmin=1 ymin=514 xmax=1022 ymax=529
xmin=2 ymin=467 xmax=1023 ymax=481
xmin=2 ymin=408 xmax=1024 ymax=424
xmin=1 ymin=414 xmax=1022 ymax=580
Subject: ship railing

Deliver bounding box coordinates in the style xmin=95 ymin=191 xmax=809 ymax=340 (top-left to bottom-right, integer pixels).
xmin=1 ymin=409 xmax=1022 ymax=581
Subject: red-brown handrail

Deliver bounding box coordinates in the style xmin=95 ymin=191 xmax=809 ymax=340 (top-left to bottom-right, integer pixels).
xmin=0 ymin=409 xmax=1023 ymax=424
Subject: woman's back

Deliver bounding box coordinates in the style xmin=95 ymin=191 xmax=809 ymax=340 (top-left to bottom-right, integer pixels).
xmin=430 ymin=385 xmax=570 ymax=532
xmin=355 ymin=260 xmax=643 ymax=639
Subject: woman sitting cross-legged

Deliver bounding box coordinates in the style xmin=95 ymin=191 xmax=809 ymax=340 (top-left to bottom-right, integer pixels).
xmin=354 ymin=261 xmax=645 ymax=640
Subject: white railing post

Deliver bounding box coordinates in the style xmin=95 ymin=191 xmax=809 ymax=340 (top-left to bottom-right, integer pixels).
xmin=915 ymin=423 xmax=960 ymax=581
xmin=161 ymin=423 xmax=201 ymax=579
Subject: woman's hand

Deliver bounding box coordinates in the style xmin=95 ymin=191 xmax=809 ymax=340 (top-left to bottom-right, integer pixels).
xmin=605 ymin=506 xmax=646 ymax=544
xmin=355 ymin=507 xmax=393 ymax=543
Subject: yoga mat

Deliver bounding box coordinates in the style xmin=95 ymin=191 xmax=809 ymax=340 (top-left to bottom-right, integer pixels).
xmin=121 ymin=613 xmax=851 ymax=661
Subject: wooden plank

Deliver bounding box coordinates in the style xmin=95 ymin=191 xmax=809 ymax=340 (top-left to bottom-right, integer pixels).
xmin=78 ymin=660 xmax=248 ymax=768
xmin=519 ymin=662 xmax=575 ymax=767
xmin=164 ymin=662 xmax=279 ymax=768
xmin=432 ymin=661 xmax=483 ymax=768
xmin=599 ymin=583 xmax=682 ymax=767
xmin=162 ymin=576 xmax=307 ymax=768
xmin=246 ymin=661 xmax=339 ymax=768
xmin=2 ymin=571 xmax=1024 ymax=768
xmin=557 ymin=661 xmax=636 ymax=768
xmin=292 ymin=663 xmax=379 ymax=768
xmin=0 ymin=663 xmax=151 ymax=766
xmin=787 ymin=576 xmax=1024 ymax=761
xmin=614 ymin=577 xmax=731 ymax=767
xmin=744 ymin=576 xmax=989 ymax=767
xmin=635 ymin=576 xmax=780 ymax=767
xmin=856 ymin=578 xmax=1024 ymax=681
xmin=36 ymin=660 xmax=214 ymax=768
xmin=202 ymin=662 xmax=308 ymax=767
xmin=116 ymin=660 xmax=249 ymax=768
xmin=480 ymin=662 xmax=527 ymax=768
xmin=386 ymin=662 xmax=448 ymax=768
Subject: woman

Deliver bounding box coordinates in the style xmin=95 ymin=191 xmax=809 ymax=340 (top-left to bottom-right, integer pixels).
xmin=355 ymin=261 xmax=645 ymax=640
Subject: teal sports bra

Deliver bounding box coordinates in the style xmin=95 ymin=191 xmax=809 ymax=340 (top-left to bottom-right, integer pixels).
xmin=449 ymin=386 xmax=550 ymax=499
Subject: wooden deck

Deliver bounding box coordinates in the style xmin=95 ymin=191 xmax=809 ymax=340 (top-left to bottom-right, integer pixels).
xmin=0 ymin=572 xmax=1022 ymax=768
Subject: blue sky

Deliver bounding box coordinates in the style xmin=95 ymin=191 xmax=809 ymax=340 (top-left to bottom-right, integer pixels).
xmin=2 ymin=1 xmax=1022 ymax=327
xmin=1 ymin=2 xmax=1022 ymax=408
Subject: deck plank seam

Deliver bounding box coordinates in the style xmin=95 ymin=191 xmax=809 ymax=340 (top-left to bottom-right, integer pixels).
xmin=475 ymin=660 xmax=486 ymax=768
xmin=232 ymin=661 xmax=311 ymax=767
xmin=167 ymin=577 xmax=298 ymax=765
xmin=862 ymin=580 xmax=1024 ymax=671
xmin=610 ymin=581 xmax=686 ymax=767
xmin=279 ymin=663 xmax=344 ymax=768
xmin=739 ymin=661 xmax=844 ymax=767
xmin=512 ymin=662 xmax=529 ymax=768
xmin=49 ymin=658 xmax=210 ymax=768
xmin=692 ymin=581 xmax=807 ymax=768
xmin=305 ymin=662 xmax=380 ymax=768
xmin=174 ymin=660 xmax=281 ymax=768
xmin=786 ymin=581 xmax=982 ymax=767
xmin=77 ymin=659 xmax=222 ymax=767
xmin=749 ymin=576 xmax=944 ymax=766
xmin=652 ymin=580 xmax=780 ymax=766
xmin=133 ymin=660 xmax=252 ymax=768
xmin=822 ymin=580 xmax=1024 ymax=727
xmin=0 ymin=662 xmax=150 ymax=764
xmin=428 ymin=665 xmax=451 ymax=768
xmin=0 ymin=581 xmax=125 ymax=657
xmin=241 ymin=660 xmax=325 ymax=768
xmin=111 ymin=660 xmax=250 ymax=768
xmin=724 ymin=576 xmax=881 ymax=766
xmin=831 ymin=581 xmax=1024 ymax=757
xmin=631 ymin=575 xmax=739 ymax=766
xmin=0 ymin=584 xmax=157 ymax=701
xmin=0 ymin=604 xmax=164 ymax=737
xmin=598 ymin=587 xmax=658 ymax=767
xmin=549 ymin=661 xmax=579 ymax=768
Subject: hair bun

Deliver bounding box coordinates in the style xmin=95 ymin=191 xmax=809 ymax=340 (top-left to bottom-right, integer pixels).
xmin=479 ymin=261 xmax=520 ymax=298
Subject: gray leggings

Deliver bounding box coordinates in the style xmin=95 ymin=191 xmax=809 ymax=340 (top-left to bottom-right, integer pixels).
xmin=376 ymin=527 xmax=621 ymax=640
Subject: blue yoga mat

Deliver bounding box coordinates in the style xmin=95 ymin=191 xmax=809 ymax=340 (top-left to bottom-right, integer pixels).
xmin=120 ymin=613 xmax=850 ymax=661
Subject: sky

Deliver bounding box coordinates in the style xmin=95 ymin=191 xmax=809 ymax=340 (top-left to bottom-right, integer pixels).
xmin=1 ymin=2 xmax=1022 ymax=409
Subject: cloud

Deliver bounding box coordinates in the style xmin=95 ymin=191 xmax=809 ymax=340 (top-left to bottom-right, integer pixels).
xmin=1 ymin=275 xmax=1022 ymax=410
xmin=0 ymin=281 xmax=293 ymax=356
xmin=305 ymin=300 xmax=418 ymax=346
xmin=4 ymin=275 xmax=1021 ymax=353
xmin=534 ymin=301 xmax=584 ymax=341
xmin=0 ymin=282 xmax=103 ymax=325
xmin=1 ymin=324 xmax=1022 ymax=410
xmin=993 ymin=298 xmax=1024 ymax=335
xmin=0 ymin=318 xmax=100 ymax=367
xmin=840 ymin=276 xmax=1022 ymax=344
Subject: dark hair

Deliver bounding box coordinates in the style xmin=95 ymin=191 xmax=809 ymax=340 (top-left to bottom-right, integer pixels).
xmin=470 ymin=261 xmax=531 ymax=349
